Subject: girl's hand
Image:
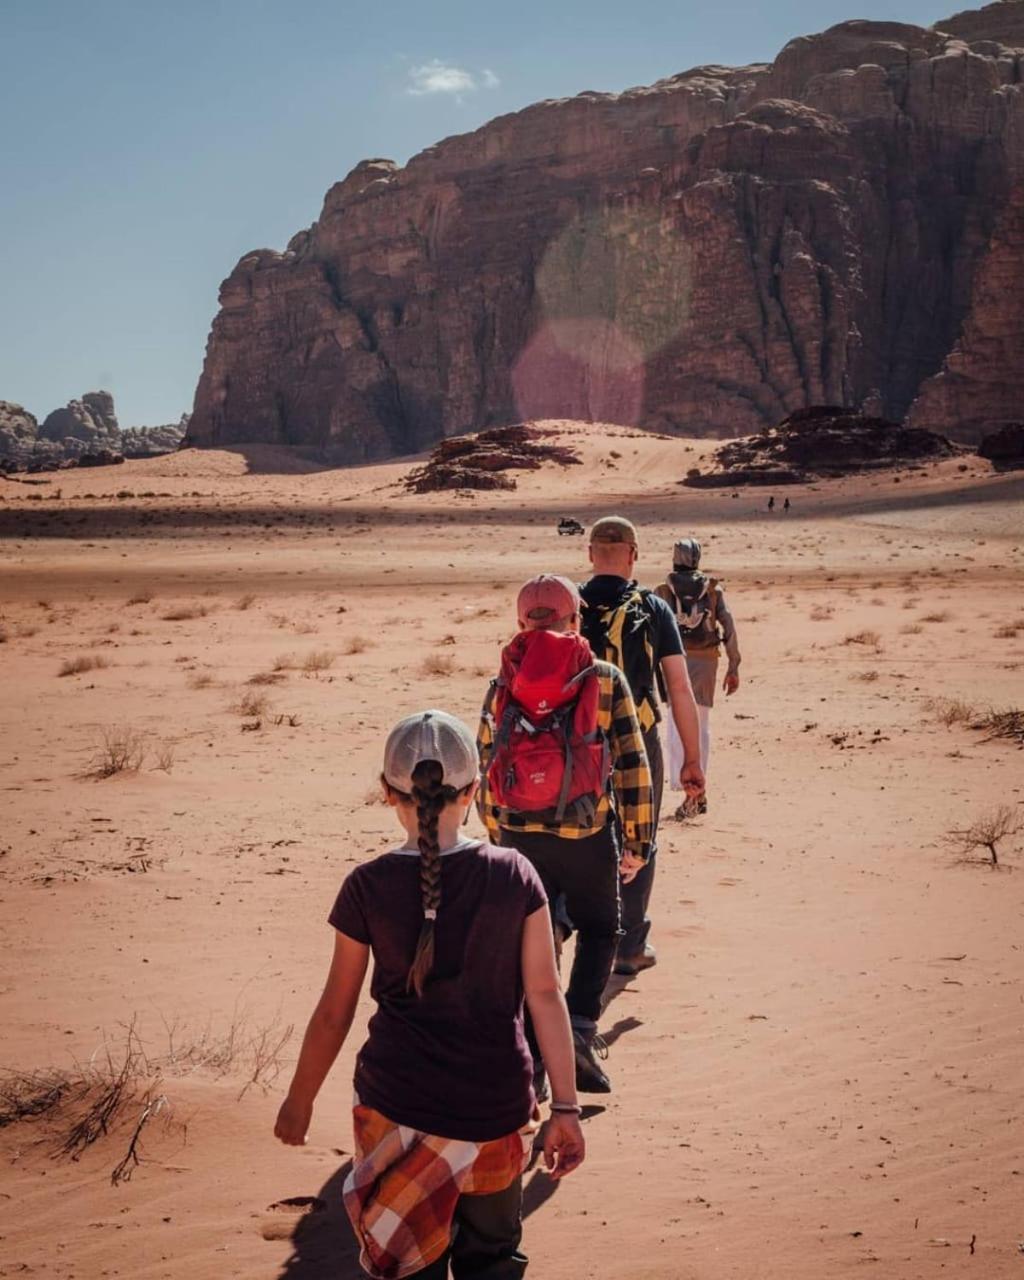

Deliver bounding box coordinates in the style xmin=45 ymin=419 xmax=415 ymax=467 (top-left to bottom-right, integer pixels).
xmin=542 ymin=1112 xmax=585 ymax=1179
xmin=274 ymin=1094 xmax=313 ymax=1146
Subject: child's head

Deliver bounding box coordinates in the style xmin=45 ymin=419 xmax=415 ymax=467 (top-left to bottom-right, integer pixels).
xmin=516 ymin=574 xmax=580 ymax=634
xmin=381 ymin=711 xmax=479 ymax=995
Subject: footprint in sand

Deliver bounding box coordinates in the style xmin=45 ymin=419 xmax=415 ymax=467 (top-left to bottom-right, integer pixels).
xmin=260 ymin=1196 xmax=327 ymax=1241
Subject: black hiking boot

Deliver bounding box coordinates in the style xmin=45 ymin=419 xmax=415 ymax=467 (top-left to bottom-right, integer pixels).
xmin=573 ymin=1030 xmax=611 ymax=1094
xmin=614 ymin=943 xmax=657 ymax=977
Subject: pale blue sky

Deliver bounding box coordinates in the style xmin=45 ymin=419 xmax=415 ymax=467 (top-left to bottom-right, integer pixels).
xmin=1 ymin=0 xmax=950 ymax=427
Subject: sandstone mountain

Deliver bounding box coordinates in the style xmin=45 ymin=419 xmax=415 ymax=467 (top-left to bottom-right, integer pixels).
xmin=186 ymin=1 xmax=1024 ymax=462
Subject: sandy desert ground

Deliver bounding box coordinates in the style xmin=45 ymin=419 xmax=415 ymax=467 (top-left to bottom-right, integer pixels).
xmin=1 ymin=422 xmax=1023 ymax=1280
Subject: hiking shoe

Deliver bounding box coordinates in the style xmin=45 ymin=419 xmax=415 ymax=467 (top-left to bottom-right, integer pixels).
xmin=614 ymin=944 xmax=657 ymax=977
xmin=696 ymin=795 xmax=708 ymax=815
xmin=573 ymin=1031 xmax=611 ymax=1094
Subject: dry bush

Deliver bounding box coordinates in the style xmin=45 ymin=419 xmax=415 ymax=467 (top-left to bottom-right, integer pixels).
xmin=0 ymin=625 xmax=8 ymax=644
xmin=151 ymin=743 xmax=175 ymax=773
xmin=852 ymin=670 xmax=880 ymax=683
xmin=302 ymin=650 xmax=335 ymax=675
xmin=187 ymin=672 xmax=215 ymax=689
xmin=899 ymin=623 xmax=923 ymax=636
xmin=343 ymin=636 xmax=371 ymax=656
xmin=247 ymin=669 xmax=285 ymax=686
xmin=272 ymin=653 xmax=297 ymax=671
xmin=234 ymin=690 xmax=270 ymax=717
xmin=994 ymin=623 xmax=1020 ymax=639
xmin=161 ymin=605 xmax=209 ymax=622
xmin=843 ymin=630 xmax=881 ymax=648
xmin=809 ymin=605 xmax=833 ymax=622
xmin=421 ymin=652 xmax=456 ymax=676
xmin=17 ymin=624 xmax=39 ymax=639
xmin=92 ymin=727 xmax=147 ymax=777
xmin=972 ymin=707 xmax=1024 ymax=746
xmin=920 ymin=610 xmax=951 ymax=624
xmin=943 ymin=805 xmax=1022 ymax=867
xmin=929 ymin=697 xmax=975 ymax=728
xmin=126 ymin=592 xmax=153 ymax=606
xmin=60 ymin=654 xmax=111 ymax=677
xmin=235 ymin=593 xmax=257 ymax=611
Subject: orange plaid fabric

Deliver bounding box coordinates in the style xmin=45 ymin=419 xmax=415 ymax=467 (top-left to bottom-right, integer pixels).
xmin=342 ymin=1103 xmax=534 ymax=1279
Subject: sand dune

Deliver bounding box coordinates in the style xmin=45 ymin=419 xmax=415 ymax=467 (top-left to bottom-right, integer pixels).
xmin=1 ymin=425 xmax=1022 ymax=1278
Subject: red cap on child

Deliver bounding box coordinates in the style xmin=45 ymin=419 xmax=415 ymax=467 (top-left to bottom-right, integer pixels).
xmin=516 ymin=574 xmax=581 ymax=627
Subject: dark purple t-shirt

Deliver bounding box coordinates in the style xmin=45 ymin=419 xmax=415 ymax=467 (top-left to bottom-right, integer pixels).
xmin=329 ymin=839 xmax=547 ymax=1142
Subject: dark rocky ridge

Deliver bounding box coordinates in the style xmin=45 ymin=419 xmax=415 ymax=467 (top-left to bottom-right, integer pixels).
xmin=682 ymin=406 xmax=963 ymax=486
xmin=186 ymin=3 xmax=1024 ymax=462
xmin=0 ymin=395 xmax=187 ymax=472
xmin=406 ymin=424 xmax=582 ymax=493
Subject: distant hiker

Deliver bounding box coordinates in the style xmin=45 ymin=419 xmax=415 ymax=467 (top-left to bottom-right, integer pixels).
xmin=767 ymin=495 xmax=775 ymax=513
xmin=655 ymin=539 xmax=741 ymax=816
xmin=578 ymin=515 xmax=705 ymax=978
xmin=783 ymin=496 xmax=791 ymax=513
xmin=477 ymin=575 xmax=653 ymax=1095
xmin=276 ymin=710 xmax=584 ymax=1280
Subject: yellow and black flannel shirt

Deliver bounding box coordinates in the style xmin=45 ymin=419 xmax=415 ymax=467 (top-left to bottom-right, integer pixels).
xmin=476 ymin=660 xmax=654 ymax=859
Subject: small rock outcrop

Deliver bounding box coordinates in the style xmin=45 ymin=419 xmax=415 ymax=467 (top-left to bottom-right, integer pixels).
xmin=682 ymin=406 xmax=961 ymax=485
xmin=39 ymin=391 xmax=122 ymax=459
xmin=406 ymin=424 xmax=582 ymax=493
xmin=0 ymin=393 xmax=186 ymax=471
xmin=977 ymin=422 xmax=1024 ymax=465
xmin=120 ymin=415 xmax=189 ymax=458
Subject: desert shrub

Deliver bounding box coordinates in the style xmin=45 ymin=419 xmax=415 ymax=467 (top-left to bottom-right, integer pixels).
xmin=92 ymin=727 xmax=146 ymax=777
xmin=852 ymin=670 xmax=880 ymax=682
xmin=943 ymin=805 xmax=1021 ymax=867
xmin=994 ymin=623 xmax=1020 ymax=639
xmin=843 ymin=630 xmax=881 ymax=648
xmin=0 ymin=625 xmax=7 ymax=644
xmin=59 ymin=654 xmax=111 ymax=677
xmin=899 ymin=623 xmax=923 ymax=636
xmin=343 ymin=636 xmax=371 ymax=656
xmin=151 ymin=743 xmax=175 ymax=773
xmin=247 ymin=670 xmax=285 ymax=685
xmin=126 ymin=592 xmax=153 ymax=606
xmin=421 ymin=652 xmax=456 ymax=676
xmin=809 ymin=604 xmax=833 ymax=622
xmin=234 ymin=690 xmax=270 ymax=717
xmin=302 ymin=650 xmax=335 ymax=674
xmin=160 ymin=605 xmax=209 ymax=622
xmin=235 ymin=593 xmax=257 ymax=611
xmin=187 ymin=672 xmax=215 ymax=689
xmin=928 ymin=697 xmax=975 ymax=727
xmin=920 ymin=611 xmax=951 ymax=624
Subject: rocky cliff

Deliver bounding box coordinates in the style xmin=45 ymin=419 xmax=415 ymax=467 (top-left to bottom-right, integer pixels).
xmin=187 ymin=1 xmax=1024 ymax=461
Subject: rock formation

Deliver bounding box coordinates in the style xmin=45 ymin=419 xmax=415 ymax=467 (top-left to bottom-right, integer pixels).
xmin=187 ymin=2 xmax=1024 ymax=461
xmin=682 ymin=406 xmax=962 ymax=485
xmin=0 ymin=393 xmax=185 ymax=471
xmin=977 ymin=421 xmax=1024 ymax=464
xmin=406 ymin=424 xmax=582 ymax=492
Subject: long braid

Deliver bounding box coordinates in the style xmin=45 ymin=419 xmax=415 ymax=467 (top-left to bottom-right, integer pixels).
xmin=406 ymin=759 xmax=458 ymax=996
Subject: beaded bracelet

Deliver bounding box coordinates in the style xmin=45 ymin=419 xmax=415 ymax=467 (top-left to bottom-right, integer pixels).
xmin=550 ymin=1102 xmax=582 ymax=1115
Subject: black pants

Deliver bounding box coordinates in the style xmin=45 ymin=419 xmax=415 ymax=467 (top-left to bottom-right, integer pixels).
xmin=500 ymin=824 xmax=620 ymax=1029
xmin=414 ymin=1178 xmax=527 ymax=1278
xmin=617 ymin=724 xmax=664 ymax=960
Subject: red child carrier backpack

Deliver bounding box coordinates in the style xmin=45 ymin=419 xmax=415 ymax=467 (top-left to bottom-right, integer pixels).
xmin=488 ymin=629 xmax=611 ymax=824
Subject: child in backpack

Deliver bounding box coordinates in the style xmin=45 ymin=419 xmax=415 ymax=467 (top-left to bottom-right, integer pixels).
xmin=275 ymin=710 xmax=585 ymax=1280
xmin=654 ymin=539 xmax=741 ymax=816
xmin=477 ymin=574 xmax=653 ymax=1095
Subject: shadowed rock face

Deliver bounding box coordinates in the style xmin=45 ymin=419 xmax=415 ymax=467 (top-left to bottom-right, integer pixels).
xmin=187 ymin=4 xmax=1024 ymax=462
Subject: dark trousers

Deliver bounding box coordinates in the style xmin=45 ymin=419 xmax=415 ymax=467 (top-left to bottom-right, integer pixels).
xmin=617 ymin=724 xmax=664 ymax=960
xmin=414 ymin=1178 xmax=527 ymax=1278
xmin=499 ymin=824 xmax=620 ymax=1029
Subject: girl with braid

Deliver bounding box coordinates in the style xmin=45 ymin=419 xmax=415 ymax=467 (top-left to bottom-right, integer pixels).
xmin=275 ymin=710 xmax=585 ymax=1279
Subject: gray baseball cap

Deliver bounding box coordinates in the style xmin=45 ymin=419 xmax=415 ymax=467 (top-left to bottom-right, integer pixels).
xmin=382 ymin=710 xmax=479 ymax=794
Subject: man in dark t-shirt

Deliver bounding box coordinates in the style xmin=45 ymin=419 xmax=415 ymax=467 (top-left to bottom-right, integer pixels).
xmin=580 ymin=516 xmax=705 ymax=975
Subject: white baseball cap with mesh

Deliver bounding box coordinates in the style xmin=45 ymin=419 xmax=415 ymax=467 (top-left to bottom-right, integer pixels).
xmin=382 ymin=710 xmax=479 ymax=794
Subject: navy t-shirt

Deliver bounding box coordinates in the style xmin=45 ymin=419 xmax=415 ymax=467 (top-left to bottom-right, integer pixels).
xmin=329 ymin=840 xmax=547 ymax=1141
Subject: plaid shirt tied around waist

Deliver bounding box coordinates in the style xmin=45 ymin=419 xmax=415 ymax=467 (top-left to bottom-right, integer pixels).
xmin=342 ymin=1103 xmax=534 ymax=1280
xmin=476 ymin=659 xmax=654 ymax=857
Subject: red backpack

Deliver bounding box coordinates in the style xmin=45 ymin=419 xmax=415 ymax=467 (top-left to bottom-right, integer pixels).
xmin=488 ymin=629 xmax=610 ymax=824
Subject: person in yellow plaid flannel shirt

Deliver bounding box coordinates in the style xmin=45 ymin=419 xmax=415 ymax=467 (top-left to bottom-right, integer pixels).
xmin=477 ymin=574 xmax=652 ymax=1096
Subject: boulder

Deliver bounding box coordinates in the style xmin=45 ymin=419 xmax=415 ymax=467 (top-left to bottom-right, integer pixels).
xmin=977 ymin=422 xmax=1024 ymax=464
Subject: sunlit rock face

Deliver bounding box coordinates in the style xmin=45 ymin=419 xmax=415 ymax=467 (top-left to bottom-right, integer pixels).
xmin=187 ymin=5 xmax=1024 ymax=460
